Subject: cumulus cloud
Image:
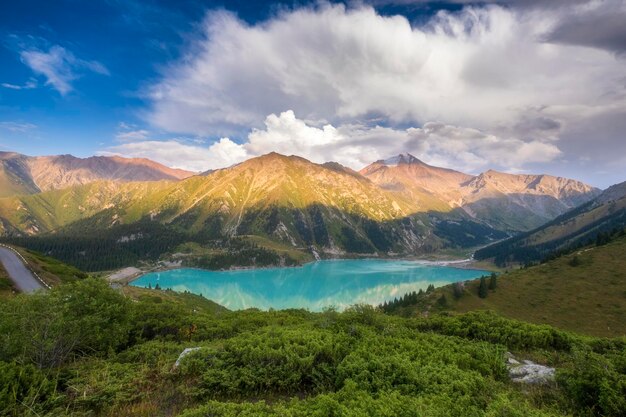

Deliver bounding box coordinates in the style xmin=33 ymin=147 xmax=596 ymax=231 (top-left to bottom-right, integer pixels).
xmin=100 ymin=138 xmax=247 ymax=172
xmin=147 ymin=3 xmax=624 ymax=137
xmin=102 ymin=110 xmax=562 ymax=174
xmin=137 ymin=2 xmax=625 ymax=185
xmin=20 ymin=45 xmax=109 ymax=95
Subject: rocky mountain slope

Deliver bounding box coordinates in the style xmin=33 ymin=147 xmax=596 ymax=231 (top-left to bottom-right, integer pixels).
xmin=474 ymin=180 xmax=626 ymax=265
xmin=0 ymin=151 xmax=194 ymax=197
xmin=360 ymin=154 xmax=600 ymax=231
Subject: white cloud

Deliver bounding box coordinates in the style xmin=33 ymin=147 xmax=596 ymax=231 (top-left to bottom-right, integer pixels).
xmin=102 ymin=110 xmax=562 ymax=173
xmin=0 ymin=122 xmax=37 ymax=132
xmin=1 ymin=79 xmax=37 ymax=90
xmin=99 ymin=138 xmax=247 ymax=172
xmin=248 ymin=111 xmax=561 ymax=173
xmin=20 ymin=45 xmax=109 ymax=95
xmin=115 ymin=129 xmax=150 ymax=142
xmin=147 ymin=3 xmax=624 ymax=138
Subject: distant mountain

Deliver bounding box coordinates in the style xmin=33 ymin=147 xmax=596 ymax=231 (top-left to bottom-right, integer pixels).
xmin=361 ymin=154 xmax=601 ymax=232
xmin=0 ymin=151 xmax=195 ymax=197
xmin=474 ymin=180 xmax=626 ymax=265
xmin=360 ymin=154 xmax=471 ymax=208
xmin=0 ymin=152 xmax=505 ymax=254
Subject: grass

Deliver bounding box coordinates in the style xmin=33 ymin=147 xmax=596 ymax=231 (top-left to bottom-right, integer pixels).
xmin=413 ymin=235 xmax=626 ymax=337
xmin=121 ymin=285 xmax=228 ymax=314
xmin=0 ymin=261 xmax=16 ymax=297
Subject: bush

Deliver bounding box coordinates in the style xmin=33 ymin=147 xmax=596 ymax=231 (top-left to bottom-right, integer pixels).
xmin=0 ymin=278 xmax=132 ymax=368
xmin=557 ymin=348 xmax=626 ymax=416
xmin=0 ymin=361 xmax=60 ymax=416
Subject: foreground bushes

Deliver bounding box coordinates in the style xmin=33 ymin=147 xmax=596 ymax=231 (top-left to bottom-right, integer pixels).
xmin=0 ymin=280 xmax=625 ymax=416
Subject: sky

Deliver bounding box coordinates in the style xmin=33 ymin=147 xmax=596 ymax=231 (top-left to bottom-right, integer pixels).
xmin=0 ymin=0 xmax=625 ymax=188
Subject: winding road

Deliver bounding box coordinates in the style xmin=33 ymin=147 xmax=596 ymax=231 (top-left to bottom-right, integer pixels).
xmin=0 ymin=245 xmax=46 ymax=293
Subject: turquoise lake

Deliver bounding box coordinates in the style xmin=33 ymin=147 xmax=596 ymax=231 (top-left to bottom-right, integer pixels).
xmin=131 ymin=260 xmax=489 ymax=311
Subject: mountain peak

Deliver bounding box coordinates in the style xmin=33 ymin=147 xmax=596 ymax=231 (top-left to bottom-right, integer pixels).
xmin=381 ymin=153 xmax=421 ymax=166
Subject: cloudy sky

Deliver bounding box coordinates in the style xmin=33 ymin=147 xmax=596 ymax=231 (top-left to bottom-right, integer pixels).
xmin=1 ymin=0 xmax=625 ymax=187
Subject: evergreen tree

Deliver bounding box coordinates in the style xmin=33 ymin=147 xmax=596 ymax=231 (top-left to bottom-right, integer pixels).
xmin=478 ymin=276 xmax=488 ymax=299
xmin=569 ymin=255 xmax=581 ymax=267
xmin=488 ymin=273 xmax=497 ymax=290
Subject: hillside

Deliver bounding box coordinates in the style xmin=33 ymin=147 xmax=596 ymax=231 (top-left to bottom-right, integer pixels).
xmin=389 ymin=233 xmax=626 ymax=337
xmin=475 ymin=180 xmax=626 ymax=265
xmin=0 ymin=151 xmax=194 ymax=197
xmin=1 ymin=277 xmax=625 ymax=417
xmin=361 ymin=154 xmax=601 ymax=232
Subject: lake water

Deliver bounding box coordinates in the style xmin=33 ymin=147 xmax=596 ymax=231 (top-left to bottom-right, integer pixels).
xmin=131 ymin=259 xmax=489 ymax=311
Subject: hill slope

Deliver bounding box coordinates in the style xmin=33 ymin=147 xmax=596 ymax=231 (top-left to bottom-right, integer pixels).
xmin=392 ymin=233 xmax=626 ymax=337
xmin=475 ymin=180 xmax=626 ymax=265
xmin=0 ymin=151 xmax=194 ymax=197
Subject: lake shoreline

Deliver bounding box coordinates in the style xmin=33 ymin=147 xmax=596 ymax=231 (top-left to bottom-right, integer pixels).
xmin=109 ymin=254 xmax=495 ymax=286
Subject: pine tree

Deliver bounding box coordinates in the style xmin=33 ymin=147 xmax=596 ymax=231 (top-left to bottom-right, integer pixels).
xmin=489 ymin=273 xmax=497 ymax=290
xmin=478 ymin=276 xmax=488 ymax=299
xmin=569 ymin=255 xmax=581 ymax=267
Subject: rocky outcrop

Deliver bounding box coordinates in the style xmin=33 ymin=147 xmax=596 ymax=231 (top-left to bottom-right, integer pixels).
xmin=506 ymin=352 xmax=555 ymax=385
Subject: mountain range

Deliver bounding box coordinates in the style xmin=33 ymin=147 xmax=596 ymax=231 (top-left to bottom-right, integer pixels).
xmin=0 ymin=151 xmax=607 ymax=263
xmin=0 ymin=151 xmax=194 ymax=198
xmin=360 ymin=154 xmax=600 ymax=231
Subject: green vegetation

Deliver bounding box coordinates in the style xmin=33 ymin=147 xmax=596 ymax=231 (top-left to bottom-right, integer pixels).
xmin=0 ymin=278 xmax=625 ymax=417
xmin=390 ymin=234 xmax=626 ymax=338
xmin=0 ymin=261 xmax=15 ymax=297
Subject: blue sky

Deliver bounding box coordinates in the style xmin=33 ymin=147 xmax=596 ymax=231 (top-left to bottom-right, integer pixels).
xmin=1 ymin=0 xmax=625 ymax=187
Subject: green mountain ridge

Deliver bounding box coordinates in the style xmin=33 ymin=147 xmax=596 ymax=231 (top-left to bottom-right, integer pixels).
xmin=474 ymin=180 xmax=626 ymax=265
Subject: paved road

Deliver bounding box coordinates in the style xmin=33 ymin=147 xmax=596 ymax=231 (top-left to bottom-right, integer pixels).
xmin=0 ymin=246 xmax=45 ymax=293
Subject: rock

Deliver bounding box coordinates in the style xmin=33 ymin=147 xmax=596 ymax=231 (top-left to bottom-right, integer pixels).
xmin=506 ymin=353 xmax=555 ymax=385
xmin=507 ymin=357 xmax=520 ymax=365
xmin=173 ymin=347 xmax=202 ymax=368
